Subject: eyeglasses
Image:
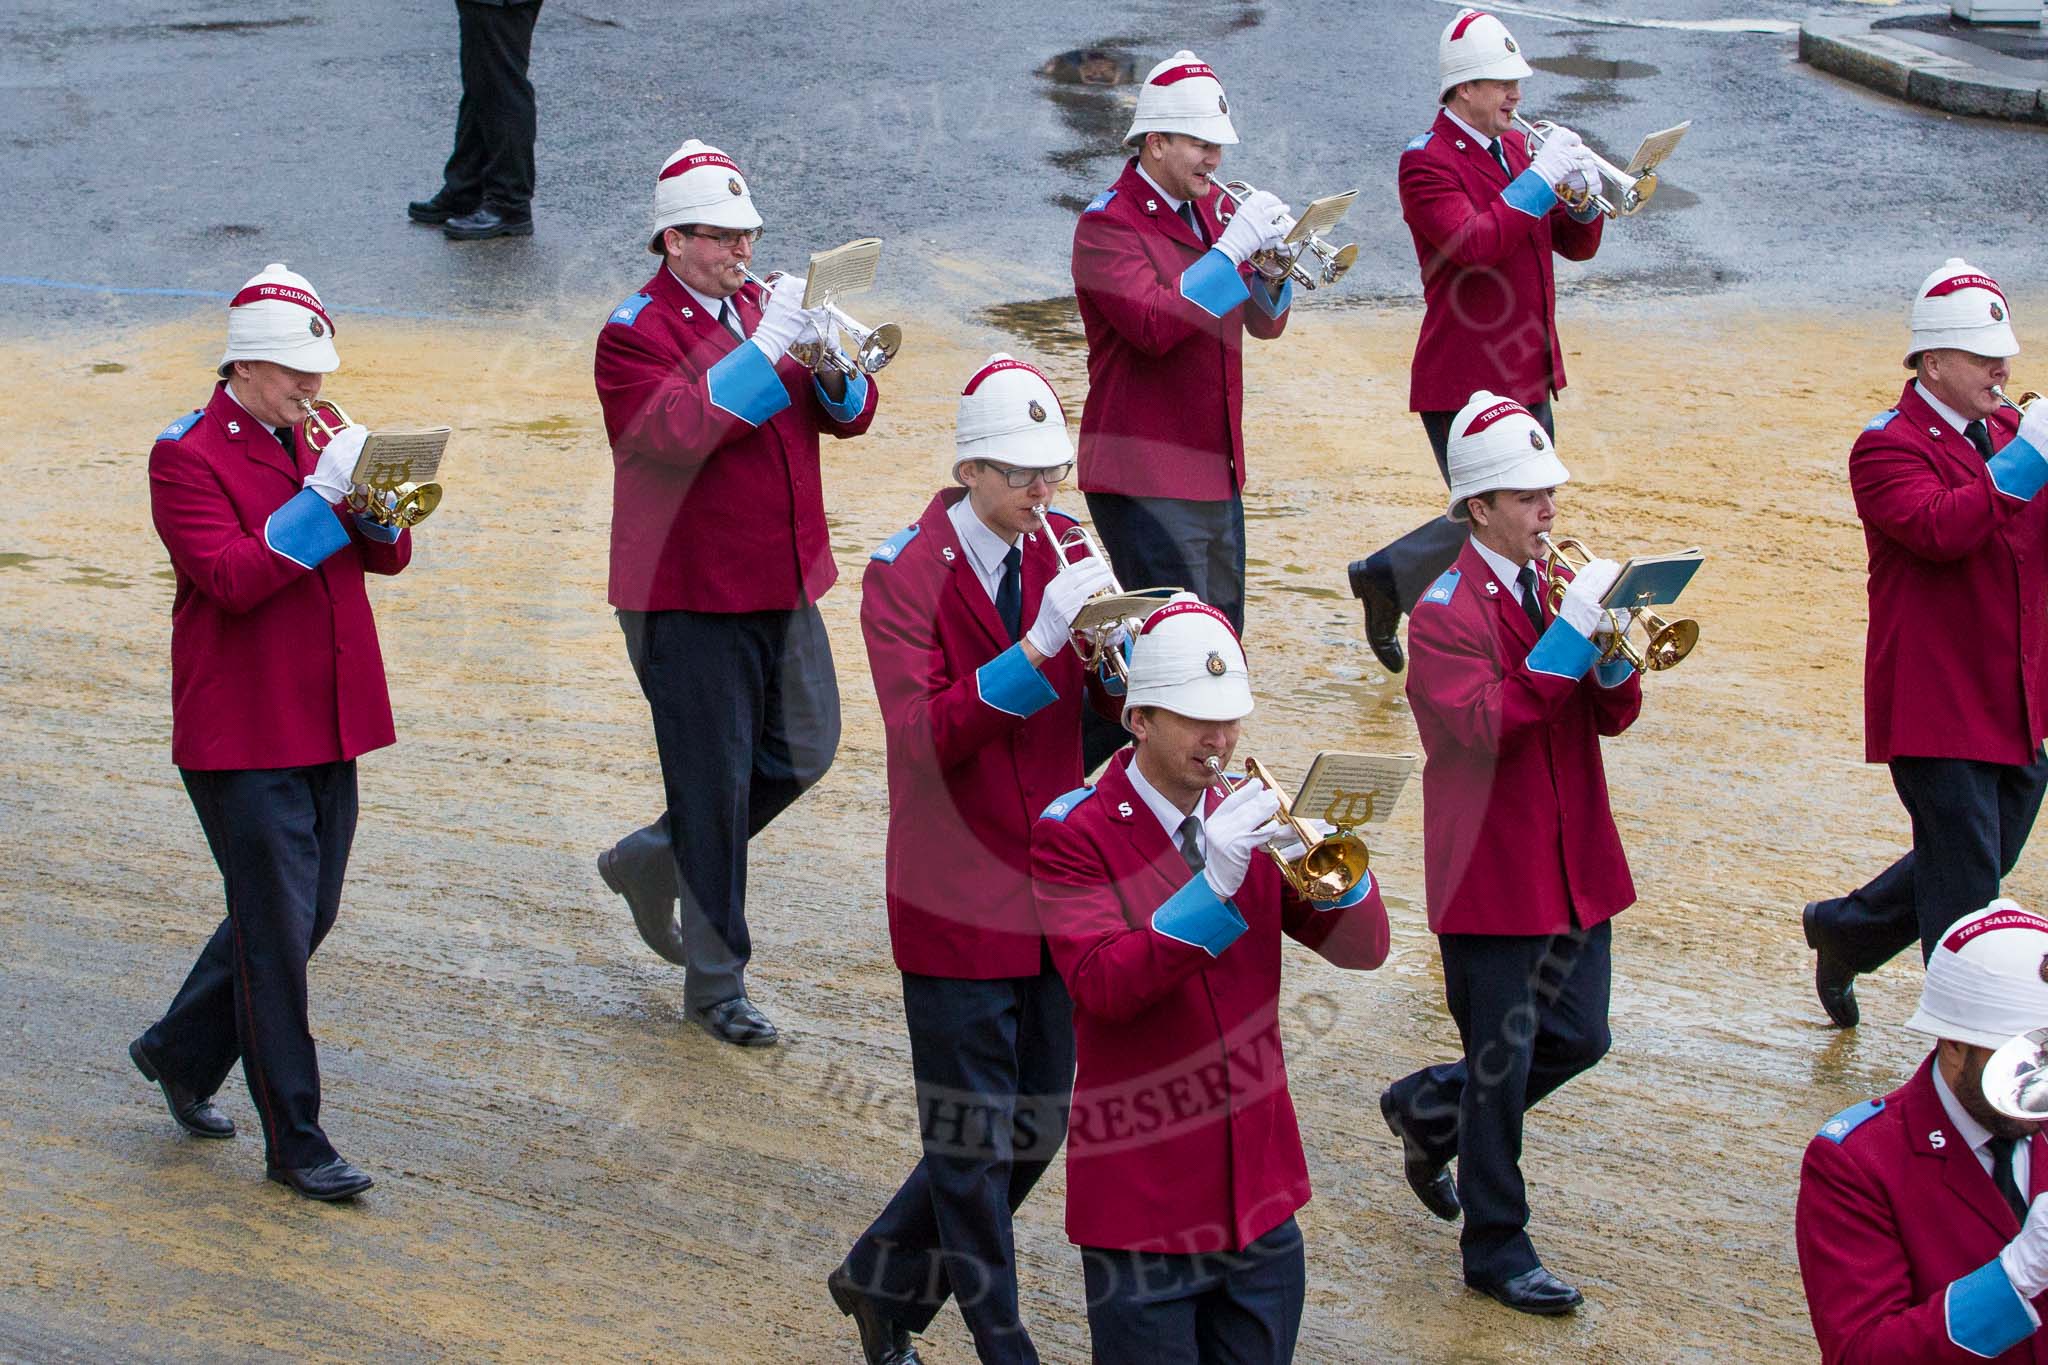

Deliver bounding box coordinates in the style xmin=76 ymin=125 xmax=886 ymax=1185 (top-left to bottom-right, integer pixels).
xmin=981 ymin=461 xmax=1073 ymax=488
xmin=681 ymin=227 xmax=764 ymax=249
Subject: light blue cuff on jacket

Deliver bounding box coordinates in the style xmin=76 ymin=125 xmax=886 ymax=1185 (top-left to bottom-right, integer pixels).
xmin=1503 ymin=167 xmax=1561 ymax=218
xmin=1946 ymin=1257 xmax=2039 ymax=1358
xmin=707 ymin=341 xmax=792 ymax=427
xmin=1989 ymin=434 xmax=2048 ymax=501
xmin=264 ymin=488 xmax=350 ymax=569
xmin=977 ymin=642 xmax=1058 ymax=718
xmin=1528 ymin=617 xmax=1600 ymax=681
xmin=812 ymin=370 xmax=869 ymax=423
xmin=1595 ymin=655 xmax=1636 ymax=689
xmin=1180 ymin=248 xmax=1252 ymax=318
xmin=1248 ymin=273 xmax=1293 ymax=319
xmin=1151 ymin=875 xmax=1249 ymax=957
xmin=1309 ymin=869 xmax=1373 ymax=911
xmin=353 ymin=512 xmax=403 ymax=544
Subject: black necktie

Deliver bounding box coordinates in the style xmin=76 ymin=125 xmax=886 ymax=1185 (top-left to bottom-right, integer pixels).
xmin=1487 ymin=138 xmax=1512 ymax=176
xmin=996 ymin=546 xmax=1023 ymax=643
xmin=1514 ymin=565 xmax=1546 ymax=634
xmin=274 ymin=426 xmax=298 ymax=465
xmin=1993 ymin=1137 xmax=2030 ymax=1224
xmin=1967 ymin=419 xmax=1996 ymax=463
xmin=1178 ymin=201 xmax=1208 ymax=244
xmin=1176 ymin=814 xmax=1206 ymax=874
xmin=719 ymin=301 xmax=744 ymax=341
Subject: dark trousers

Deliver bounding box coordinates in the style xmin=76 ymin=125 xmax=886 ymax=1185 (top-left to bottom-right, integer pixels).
xmin=439 ymin=0 xmax=540 ymax=214
xmin=1809 ymin=748 xmax=2048 ymax=971
xmin=142 ymin=762 xmax=358 ymax=1170
xmin=1081 ymin=1217 xmax=1305 ymax=1365
xmin=1080 ymin=491 xmax=1245 ymax=773
xmin=614 ymin=605 xmax=839 ymax=1012
xmin=842 ymin=964 xmax=1075 ymax=1364
xmin=1354 ymin=400 xmax=1555 ymax=613
xmin=1383 ymin=921 xmax=1611 ymax=1284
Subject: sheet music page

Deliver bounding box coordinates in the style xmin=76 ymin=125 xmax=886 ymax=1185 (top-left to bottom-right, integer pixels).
xmin=352 ymin=427 xmax=451 ymax=488
xmin=1626 ymin=121 xmax=1691 ymax=176
xmin=803 ymin=238 xmax=882 ymax=307
xmin=1287 ymin=190 xmax=1357 ymax=245
xmin=1292 ymin=751 xmax=1418 ymax=828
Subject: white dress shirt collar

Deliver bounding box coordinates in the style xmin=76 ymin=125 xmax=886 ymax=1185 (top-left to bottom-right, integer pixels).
xmin=1469 ymin=535 xmax=1540 ymax=607
xmin=945 ymin=494 xmax=1020 ymax=604
xmin=1932 ymin=1060 xmax=2030 ymax=1189
xmin=1126 ymin=753 xmax=1204 ymax=857
xmin=1134 ymin=164 xmax=1188 ymax=215
xmin=1443 ymin=107 xmax=1499 ymax=151
xmin=667 ymin=264 xmax=740 ymax=326
xmin=1915 ymin=380 xmax=1975 ymax=439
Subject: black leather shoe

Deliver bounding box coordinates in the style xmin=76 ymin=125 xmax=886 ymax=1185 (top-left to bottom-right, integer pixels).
xmin=443 ymin=206 xmax=533 ymax=240
xmin=406 ymin=193 xmax=476 ymax=225
xmin=598 ymin=846 xmax=687 ymax=966
xmin=1804 ymin=900 xmax=1860 ymax=1028
xmin=267 ymin=1158 xmax=374 ymax=1201
xmin=695 ymin=996 xmax=779 ymax=1047
xmin=129 ymin=1037 xmax=234 ymax=1139
xmin=1467 ymin=1265 xmax=1584 ymax=1315
xmin=828 ymin=1265 xmax=921 ymax=1365
xmin=1347 ymin=558 xmax=1406 ymax=673
xmin=1380 ymin=1089 xmax=1458 ymax=1221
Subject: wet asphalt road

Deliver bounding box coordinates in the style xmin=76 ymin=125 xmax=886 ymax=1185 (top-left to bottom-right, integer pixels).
xmin=1 ymin=0 xmax=2044 ymax=332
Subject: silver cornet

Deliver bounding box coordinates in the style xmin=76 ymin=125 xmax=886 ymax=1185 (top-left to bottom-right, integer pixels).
xmin=1220 ymin=180 xmax=1360 ymax=291
xmin=1997 ymin=386 xmax=2043 ymax=418
xmin=1030 ymin=504 xmax=1178 ymax=683
xmin=1512 ymin=114 xmax=1689 ymax=219
xmin=742 ymin=267 xmax=901 ymax=376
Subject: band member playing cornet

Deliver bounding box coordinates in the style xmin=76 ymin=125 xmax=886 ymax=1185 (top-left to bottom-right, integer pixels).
xmin=1347 ymin=7 xmax=1606 ymax=674
xmin=831 ymin=356 xmax=1120 ymax=1365
xmin=1804 ymin=259 xmax=2048 ymax=1030
xmin=130 ymin=264 xmax=412 ymax=1201
xmin=1031 ymin=599 xmax=1390 ymax=1364
xmin=594 ymin=138 xmax=879 ymax=1046
xmin=1380 ymin=392 xmax=1642 ymax=1315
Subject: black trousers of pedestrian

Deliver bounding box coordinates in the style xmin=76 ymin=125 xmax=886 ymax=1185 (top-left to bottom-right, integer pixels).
xmin=841 ymin=962 xmax=1075 ymax=1364
xmin=1382 ymin=920 xmax=1611 ymax=1286
xmin=141 ymin=762 xmax=358 ymax=1170
xmin=1080 ymin=1216 xmax=1305 ymax=1365
xmin=1079 ymin=491 xmax=1246 ymax=773
xmin=439 ymin=0 xmax=541 ymax=215
xmin=1354 ymin=400 xmax=1555 ymax=613
xmin=615 ymin=605 xmax=839 ymax=1013
xmin=1809 ymin=747 xmax=2048 ymax=971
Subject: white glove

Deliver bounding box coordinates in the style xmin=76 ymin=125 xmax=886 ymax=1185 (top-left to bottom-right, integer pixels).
xmin=1557 ymin=557 xmax=1622 ymax=639
xmin=2002 ymin=1193 xmax=2048 ymax=1298
xmin=1215 ymin=189 xmax=1291 ymax=267
xmin=1562 ymin=149 xmax=1602 ymax=200
xmin=1202 ymin=781 xmax=1284 ymax=898
xmin=801 ymin=306 xmax=833 ymax=352
xmin=304 ymin=422 xmax=365 ymax=503
xmin=1025 ymin=555 xmax=1115 ymax=658
xmin=2019 ymin=401 xmax=2048 ymax=457
xmin=1528 ymin=125 xmax=1586 ymax=191
xmin=749 ymin=273 xmax=808 ymax=364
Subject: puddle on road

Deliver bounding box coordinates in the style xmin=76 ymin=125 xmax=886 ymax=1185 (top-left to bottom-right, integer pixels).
xmin=88 ymin=362 xmax=125 ymax=375
xmin=981 ymin=296 xmax=1085 ymax=356
xmin=1530 ymin=55 xmax=1659 ymax=81
xmin=0 ymin=553 xmax=45 ymax=571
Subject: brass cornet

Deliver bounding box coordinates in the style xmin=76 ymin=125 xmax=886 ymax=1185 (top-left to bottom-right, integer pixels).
xmin=1512 ymin=113 xmax=1668 ymax=219
xmin=1204 ymin=756 xmax=1371 ymax=901
xmin=1539 ymin=533 xmax=1697 ymax=672
xmin=1030 ymin=504 xmax=1177 ymax=683
xmin=741 ymin=267 xmax=901 ymax=376
xmin=1219 ymin=179 xmax=1360 ymax=291
xmin=297 ymin=397 xmax=443 ymax=529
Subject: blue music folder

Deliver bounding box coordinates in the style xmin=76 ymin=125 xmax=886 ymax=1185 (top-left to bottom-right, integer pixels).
xmin=1602 ymin=550 xmax=1703 ymax=609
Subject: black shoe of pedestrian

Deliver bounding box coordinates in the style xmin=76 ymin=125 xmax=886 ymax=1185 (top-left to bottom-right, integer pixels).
xmin=1804 ymin=900 xmax=1860 ymax=1029
xmin=828 ymin=1265 xmax=922 ymax=1365
xmin=1380 ymin=1089 xmax=1458 ymax=1221
xmin=267 ymin=1158 xmax=374 ymax=1202
xmin=1467 ymin=1265 xmax=1584 ymax=1315
xmin=406 ymin=193 xmax=476 ymax=225
xmin=129 ymin=1037 xmax=234 ymax=1139
xmin=1347 ymin=558 xmax=1406 ymax=673
xmin=695 ymin=996 xmax=779 ymax=1047
xmin=443 ymin=206 xmax=533 ymax=240
xmin=598 ymin=846 xmax=688 ymax=966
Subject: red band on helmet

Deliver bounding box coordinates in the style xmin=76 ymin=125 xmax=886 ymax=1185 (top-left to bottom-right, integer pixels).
xmin=229 ymin=283 xmax=334 ymax=332
xmin=1462 ymin=399 xmax=1528 ymax=437
xmin=659 ymin=151 xmax=741 ymax=181
xmin=963 ymin=357 xmax=1051 ymax=396
xmin=1139 ymin=599 xmax=1239 ymax=638
xmin=1450 ymin=10 xmax=1493 ymax=40
xmin=1943 ymin=908 xmax=2048 ymax=954
xmin=1151 ymin=62 xmax=1218 ymax=86
xmin=1924 ymin=273 xmax=2008 ymax=305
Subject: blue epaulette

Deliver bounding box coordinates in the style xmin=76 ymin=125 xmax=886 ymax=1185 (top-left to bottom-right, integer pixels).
xmin=1040 ymin=786 xmax=1097 ymax=821
xmin=1864 ymin=409 xmax=1899 ymax=432
xmin=1816 ymin=1097 xmax=1884 ymax=1145
xmin=870 ymin=524 xmax=921 ymax=563
xmin=156 ymin=411 xmax=203 ymax=442
xmin=1418 ymin=566 xmax=1461 ymax=607
xmin=608 ymin=292 xmax=654 ymax=327
xmin=1405 ymin=131 xmax=1435 ymax=152
xmin=1084 ymin=189 xmax=1117 ymax=214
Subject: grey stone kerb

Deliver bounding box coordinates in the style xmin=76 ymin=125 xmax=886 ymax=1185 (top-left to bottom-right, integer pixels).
xmin=1801 ymin=7 xmax=2048 ymax=123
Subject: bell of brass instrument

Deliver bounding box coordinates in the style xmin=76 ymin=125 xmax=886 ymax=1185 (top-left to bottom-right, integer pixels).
xmin=296 ymin=397 xmax=443 ymax=529
xmin=1539 ymin=533 xmax=1698 ymax=672
xmin=1219 ymin=179 xmax=1359 ymax=291
xmin=742 ymin=267 xmax=901 ymax=376
xmin=1204 ymin=756 xmax=1370 ymax=901
xmin=1512 ymin=113 xmax=1661 ymax=219
xmin=1997 ymin=386 xmax=2043 ymax=417
xmin=1984 ymin=1028 xmax=2048 ymax=1122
